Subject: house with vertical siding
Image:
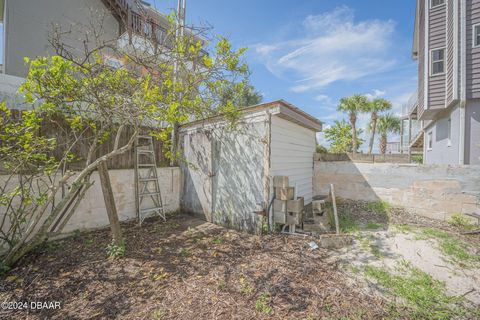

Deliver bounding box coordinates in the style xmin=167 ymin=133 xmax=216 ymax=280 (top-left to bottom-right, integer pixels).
xmin=407 ymin=0 xmax=480 ymax=164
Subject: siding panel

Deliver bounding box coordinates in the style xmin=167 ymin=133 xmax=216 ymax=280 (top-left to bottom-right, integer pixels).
xmin=466 ymin=0 xmax=480 ymax=98
xmin=270 ymin=116 xmax=316 ymax=204
xmin=428 ymin=1 xmax=447 ymax=110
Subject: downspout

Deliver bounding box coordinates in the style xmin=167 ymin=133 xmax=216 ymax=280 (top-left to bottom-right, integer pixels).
xmin=459 ymin=0 xmax=467 ymax=165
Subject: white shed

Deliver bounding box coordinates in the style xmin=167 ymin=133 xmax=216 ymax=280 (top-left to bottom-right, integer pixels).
xmin=179 ymin=100 xmax=322 ymax=233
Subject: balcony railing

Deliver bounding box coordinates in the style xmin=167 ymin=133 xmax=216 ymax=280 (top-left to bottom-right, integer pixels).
xmin=402 ymin=89 xmax=418 ymax=118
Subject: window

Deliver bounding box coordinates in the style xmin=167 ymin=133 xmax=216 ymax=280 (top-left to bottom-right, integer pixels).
xmin=447 ymin=118 xmax=451 ymax=146
xmin=431 ymin=48 xmax=445 ymax=75
xmin=474 ymin=24 xmax=480 ymax=47
xmin=427 ymin=131 xmax=433 ymax=150
xmin=431 ymin=0 xmax=445 ymax=8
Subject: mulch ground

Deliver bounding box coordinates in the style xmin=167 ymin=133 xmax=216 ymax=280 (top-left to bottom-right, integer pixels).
xmin=0 ymin=213 xmax=396 ymax=320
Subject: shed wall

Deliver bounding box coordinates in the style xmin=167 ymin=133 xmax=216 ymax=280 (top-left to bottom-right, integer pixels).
xmin=270 ymin=116 xmax=316 ymax=204
xmin=180 ymin=113 xmax=268 ymax=233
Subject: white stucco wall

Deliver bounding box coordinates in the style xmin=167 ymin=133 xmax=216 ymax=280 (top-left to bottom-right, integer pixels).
xmin=270 ymin=116 xmax=316 ymax=204
xmin=0 ymin=167 xmax=180 ymax=236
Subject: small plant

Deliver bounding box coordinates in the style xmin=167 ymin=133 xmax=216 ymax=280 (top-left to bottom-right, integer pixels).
xmin=366 ymin=201 xmax=391 ymax=216
xmin=364 ymin=263 xmax=477 ymax=320
xmin=448 ymin=213 xmax=476 ymax=231
xmin=179 ymin=248 xmax=190 ymax=258
xmin=255 ymin=292 xmax=273 ymax=315
xmin=212 ymin=236 xmax=223 ymax=244
xmin=414 ymin=228 xmax=479 ymax=264
xmin=239 ymin=276 xmax=254 ymax=295
xmin=106 ymin=240 xmax=125 ymax=259
xmin=151 ymin=309 xmax=165 ymax=320
xmin=217 ymin=280 xmax=227 ymax=291
xmin=365 ymin=222 xmax=383 ymax=230
xmin=394 ymin=224 xmax=414 ymax=233
xmin=185 ymin=226 xmax=195 ymax=237
xmin=331 ymin=212 xmax=358 ymax=233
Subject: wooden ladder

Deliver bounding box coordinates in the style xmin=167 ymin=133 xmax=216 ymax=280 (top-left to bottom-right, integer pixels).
xmin=134 ymin=135 xmax=165 ymax=225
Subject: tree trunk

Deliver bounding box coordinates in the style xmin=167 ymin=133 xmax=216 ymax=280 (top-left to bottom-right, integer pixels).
xmin=98 ymin=161 xmax=122 ymax=246
xmin=368 ymin=113 xmax=377 ymax=155
xmin=350 ymin=113 xmax=357 ymax=154
xmin=3 ymin=132 xmax=136 ymax=267
xmin=380 ymin=135 xmax=387 ymax=155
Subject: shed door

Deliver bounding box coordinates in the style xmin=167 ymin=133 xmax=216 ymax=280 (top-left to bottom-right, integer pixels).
xmin=181 ymin=130 xmax=214 ymax=221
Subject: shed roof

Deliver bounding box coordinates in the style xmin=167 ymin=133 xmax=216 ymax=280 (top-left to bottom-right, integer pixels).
xmin=179 ymin=100 xmax=322 ymax=132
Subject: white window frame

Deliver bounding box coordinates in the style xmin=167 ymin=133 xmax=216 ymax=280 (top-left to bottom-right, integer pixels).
xmin=431 ymin=0 xmax=445 ymax=8
xmin=430 ymin=48 xmax=445 ymax=76
xmin=473 ymin=23 xmax=480 ymax=48
xmin=427 ymin=131 xmax=433 ymax=151
xmin=447 ymin=118 xmax=452 ymax=147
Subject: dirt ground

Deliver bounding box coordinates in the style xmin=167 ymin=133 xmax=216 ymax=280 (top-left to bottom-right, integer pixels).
xmin=0 ymin=205 xmax=479 ymax=320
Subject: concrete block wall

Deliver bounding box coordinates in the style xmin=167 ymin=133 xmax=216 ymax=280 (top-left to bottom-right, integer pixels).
xmin=314 ymin=162 xmax=480 ymax=221
xmin=0 ymin=168 xmax=181 ymax=237
xmin=63 ymin=167 xmax=180 ymax=233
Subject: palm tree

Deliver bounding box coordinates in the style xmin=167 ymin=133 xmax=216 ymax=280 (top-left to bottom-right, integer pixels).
xmin=337 ymin=94 xmax=369 ymax=154
xmin=377 ymin=113 xmax=401 ymax=154
xmin=366 ymin=98 xmax=392 ymax=154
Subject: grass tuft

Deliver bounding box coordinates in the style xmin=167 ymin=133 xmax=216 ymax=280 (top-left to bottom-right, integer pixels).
xmin=366 ymin=201 xmax=391 ymax=216
xmin=448 ymin=213 xmax=477 ymax=231
xmin=415 ymin=228 xmax=479 ymax=264
xmin=365 ymin=263 xmax=469 ymax=320
xmin=255 ymin=292 xmax=273 ymax=315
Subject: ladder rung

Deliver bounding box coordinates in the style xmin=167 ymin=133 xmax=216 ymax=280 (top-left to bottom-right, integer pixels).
xmin=140 ymin=207 xmax=163 ymax=214
xmin=137 ymin=135 xmax=153 ymax=139
xmin=137 ymin=149 xmax=154 ymax=154
xmin=139 ymin=178 xmax=158 ymax=182
xmin=140 ymin=192 xmax=161 ymax=197
xmin=137 ymin=164 xmax=156 ymax=167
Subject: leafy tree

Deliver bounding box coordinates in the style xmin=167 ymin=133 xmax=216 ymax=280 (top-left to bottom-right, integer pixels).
xmin=337 ymin=94 xmax=369 ymax=154
xmin=377 ymin=113 xmax=401 ymax=154
xmin=365 ymin=98 xmax=392 ymax=154
xmin=220 ymin=82 xmax=262 ymax=107
xmin=316 ymin=144 xmax=328 ymax=154
xmin=1 ymin=14 xmax=249 ymax=267
xmin=324 ymin=120 xmax=364 ymax=153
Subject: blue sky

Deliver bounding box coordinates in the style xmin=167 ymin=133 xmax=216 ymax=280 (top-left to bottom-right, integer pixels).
xmin=145 ymin=0 xmax=418 ymax=150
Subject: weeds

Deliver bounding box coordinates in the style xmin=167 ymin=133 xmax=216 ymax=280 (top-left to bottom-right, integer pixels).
xmin=151 ymin=309 xmax=165 ymax=319
xmin=332 ymin=212 xmax=359 ymax=233
xmin=448 ymin=213 xmax=477 ymax=231
xmin=239 ymin=275 xmax=253 ymax=295
xmin=106 ymin=240 xmax=125 ymax=259
xmin=255 ymin=292 xmax=273 ymax=315
xmin=179 ymin=248 xmax=190 ymax=258
xmin=365 ymin=222 xmax=382 ymax=230
xmin=365 ymin=263 xmax=467 ymax=320
xmin=393 ymin=224 xmax=414 ymax=233
xmin=212 ymin=236 xmax=223 ymax=244
xmin=217 ymin=280 xmax=227 ymax=291
xmin=366 ymin=201 xmax=391 ymax=216
xmin=415 ymin=228 xmax=479 ymax=264
xmin=358 ymin=235 xmax=383 ymax=258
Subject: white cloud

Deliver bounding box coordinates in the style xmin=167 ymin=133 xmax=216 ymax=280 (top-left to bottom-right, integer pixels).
xmin=254 ymin=6 xmax=397 ymax=92
xmin=365 ymin=89 xmax=386 ymax=100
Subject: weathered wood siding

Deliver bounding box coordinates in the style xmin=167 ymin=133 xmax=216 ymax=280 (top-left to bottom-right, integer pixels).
xmin=270 ymin=116 xmax=316 ymax=204
xmin=428 ymin=1 xmax=447 ymax=109
xmin=466 ymin=0 xmax=480 ymax=98
xmin=179 ymin=113 xmax=268 ymax=233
